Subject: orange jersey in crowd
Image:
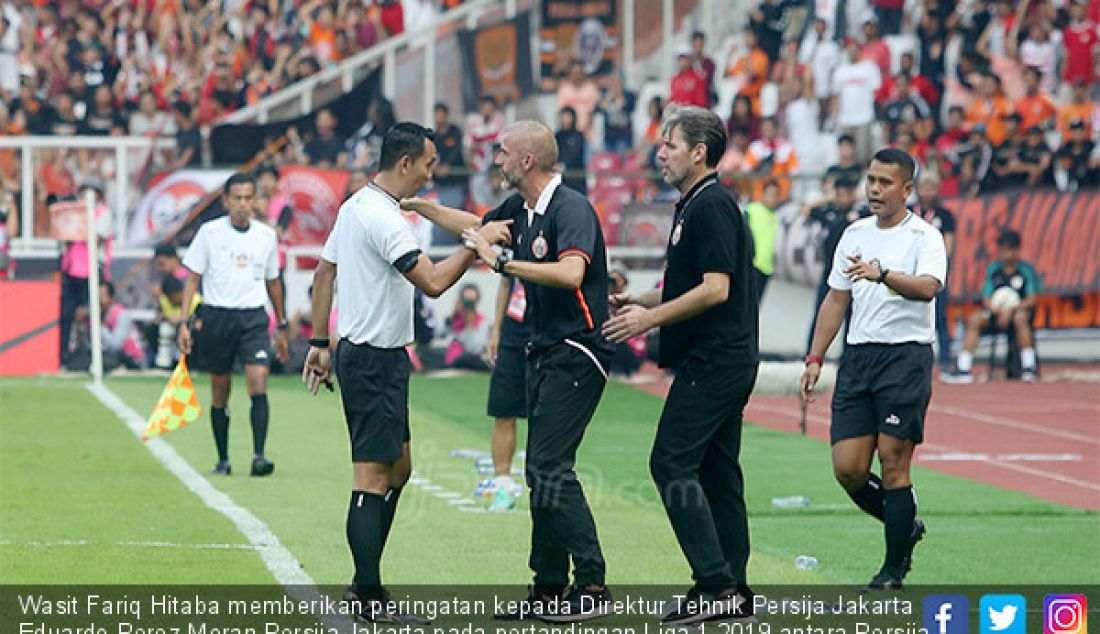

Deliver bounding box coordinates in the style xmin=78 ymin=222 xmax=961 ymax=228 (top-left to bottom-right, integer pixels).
xmin=966 ymin=95 xmax=1014 ymax=146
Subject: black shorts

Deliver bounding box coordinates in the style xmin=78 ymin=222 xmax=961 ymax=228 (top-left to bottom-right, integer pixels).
xmin=830 ymin=342 xmax=933 ymax=445
xmin=193 ymin=306 xmax=271 ymax=374
xmin=335 ymin=339 xmax=412 ymax=463
xmin=487 ymin=344 xmax=528 ymax=419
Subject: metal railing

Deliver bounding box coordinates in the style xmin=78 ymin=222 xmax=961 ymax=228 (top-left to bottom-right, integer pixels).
xmin=0 ymin=136 xmax=177 ymax=248
xmin=222 ymin=0 xmax=517 ymax=128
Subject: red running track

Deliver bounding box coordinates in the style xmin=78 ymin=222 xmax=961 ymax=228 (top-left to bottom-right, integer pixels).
xmin=630 ymin=365 xmax=1100 ymax=510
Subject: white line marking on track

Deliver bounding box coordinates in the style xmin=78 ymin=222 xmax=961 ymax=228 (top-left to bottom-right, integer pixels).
xmin=929 ymin=404 xmax=1099 ymax=445
xmin=919 ymin=453 xmax=1083 ymax=462
xmin=86 ymin=383 xmax=358 ymax=633
xmin=748 ymin=401 xmax=1100 ymax=494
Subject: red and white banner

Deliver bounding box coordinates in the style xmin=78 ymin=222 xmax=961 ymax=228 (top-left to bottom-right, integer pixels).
xmin=276 ymin=166 xmax=350 ymax=247
xmin=127 ymin=170 xmax=233 ymax=247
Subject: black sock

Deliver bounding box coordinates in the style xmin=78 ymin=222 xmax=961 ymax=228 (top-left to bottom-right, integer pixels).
xmin=847 ymin=473 xmax=886 ymax=522
xmin=211 ymin=407 xmax=229 ymax=463
xmin=381 ymin=487 xmax=403 ymax=549
xmin=882 ymin=486 xmax=916 ymax=576
xmin=346 ymin=491 xmax=387 ymax=596
xmin=250 ymin=394 xmax=269 ymax=456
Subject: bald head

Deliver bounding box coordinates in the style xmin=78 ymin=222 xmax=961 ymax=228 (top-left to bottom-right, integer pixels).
xmin=502 ymin=120 xmax=558 ymax=171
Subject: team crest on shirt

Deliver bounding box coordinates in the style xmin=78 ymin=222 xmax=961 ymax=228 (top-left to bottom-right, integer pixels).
xmin=671 ymin=222 xmax=683 ymax=246
xmin=532 ymin=234 xmax=548 ymax=260
xmin=1010 ymin=274 xmax=1024 ymax=290
xmin=234 ymin=253 xmax=249 ymax=268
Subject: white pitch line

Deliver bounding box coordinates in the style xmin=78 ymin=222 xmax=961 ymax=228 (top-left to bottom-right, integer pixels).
xmin=87 ymin=382 xmax=314 ymax=586
xmin=86 ymin=383 xmax=359 ymax=634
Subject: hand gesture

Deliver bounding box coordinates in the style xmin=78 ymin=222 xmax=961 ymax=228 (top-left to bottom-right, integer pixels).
xmin=609 ymin=292 xmax=632 ymax=315
xmin=602 ymin=305 xmax=651 ymax=343
xmin=485 ymin=327 xmax=501 ymax=367
xmin=302 ymin=346 xmax=333 ymax=395
xmin=274 ymin=330 xmax=289 ymax=364
xmin=461 ymin=227 xmax=498 ymax=266
xmin=479 ymin=219 xmax=513 ymax=246
xmin=800 ymin=362 xmax=821 ymax=404
xmin=843 ymin=255 xmax=881 ymax=283
xmin=399 ymin=196 xmax=433 ymax=215
xmin=177 ymin=323 xmax=193 ymax=355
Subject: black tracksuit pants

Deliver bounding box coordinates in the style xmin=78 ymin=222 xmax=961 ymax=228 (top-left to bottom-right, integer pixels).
xmin=650 ymin=356 xmax=758 ymax=589
xmin=525 ymin=343 xmax=607 ymax=589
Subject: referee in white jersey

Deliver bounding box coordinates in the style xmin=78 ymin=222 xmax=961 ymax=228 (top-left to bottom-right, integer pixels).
xmin=801 ymin=148 xmax=946 ymax=590
xmin=178 ymin=172 xmax=289 ymax=477
xmin=302 ymin=123 xmax=509 ymax=623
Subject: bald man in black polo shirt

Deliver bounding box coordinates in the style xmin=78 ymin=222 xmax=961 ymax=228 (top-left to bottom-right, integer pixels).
xmin=405 ymin=120 xmax=614 ymax=622
xmin=605 ymin=106 xmax=759 ymax=624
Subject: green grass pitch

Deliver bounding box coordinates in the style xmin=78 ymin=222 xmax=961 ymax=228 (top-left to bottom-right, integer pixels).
xmin=1 ymin=374 xmax=1097 ymax=585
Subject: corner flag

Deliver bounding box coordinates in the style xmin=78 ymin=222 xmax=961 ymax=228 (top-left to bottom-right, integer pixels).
xmin=142 ymin=356 xmax=202 ymax=441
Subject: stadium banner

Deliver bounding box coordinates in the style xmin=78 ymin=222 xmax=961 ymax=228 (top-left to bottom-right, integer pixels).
xmin=539 ymin=0 xmax=617 ymax=86
xmin=774 ymin=189 xmax=1100 ymax=330
xmin=208 ymin=68 xmax=381 ymax=165
xmin=274 ymin=165 xmax=350 ymax=247
xmin=126 ymin=170 xmax=234 ymax=247
xmin=456 ymin=13 xmax=536 ymax=111
xmin=0 ymin=281 xmax=59 ymax=376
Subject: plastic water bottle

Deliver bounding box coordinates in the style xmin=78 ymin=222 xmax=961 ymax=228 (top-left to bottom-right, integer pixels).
xmin=475 ymin=458 xmax=494 ymax=476
xmin=795 ymin=555 xmax=820 ymax=571
xmin=771 ymin=496 xmax=811 ymax=508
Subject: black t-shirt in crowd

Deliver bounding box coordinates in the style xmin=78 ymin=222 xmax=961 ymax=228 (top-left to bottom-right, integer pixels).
xmin=1056 ymin=140 xmax=1098 ymax=189
xmin=434 ymin=124 xmax=467 ymax=187
xmin=916 ymin=203 xmax=956 ymax=239
xmin=305 ymin=135 xmax=344 ymax=165
xmin=659 ymin=173 xmax=758 ymax=368
xmin=810 ymin=202 xmax=870 ymax=284
xmin=176 ymin=125 xmax=203 ymax=167
xmin=485 ymin=184 xmax=612 ymax=359
xmin=555 ymin=129 xmax=587 ymax=195
xmin=825 ymin=163 xmax=863 ymax=188
xmin=82 ymin=107 xmax=126 ymax=135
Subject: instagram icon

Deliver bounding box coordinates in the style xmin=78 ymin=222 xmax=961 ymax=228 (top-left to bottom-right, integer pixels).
xmin=1045 ymin=595 xmax=1088 ymax=634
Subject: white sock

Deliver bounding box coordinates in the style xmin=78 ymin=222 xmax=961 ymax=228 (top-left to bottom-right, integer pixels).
xmin=1021 ymin=348 xmax=1036 ymax=370
xmin=494 ymin=475 xmax=515 ymax=492
xmin=957 ymin=351 xmax=973 ymax=373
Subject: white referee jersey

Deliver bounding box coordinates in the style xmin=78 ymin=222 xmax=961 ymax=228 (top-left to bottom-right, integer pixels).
xmin=322 ymin=184 xmax=421 ymax=348
xmin=828 ymin=212 xmax=947 ymax=345
xmin=182 ymin=217 xmax=279 ymax=309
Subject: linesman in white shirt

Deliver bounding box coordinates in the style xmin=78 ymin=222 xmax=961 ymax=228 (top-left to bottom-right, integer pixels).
xmin=800 ymin=149 xmax=946 ymax=591
xmin=302 ymin=122 xmax=509 ymax=623
xmin=178 ymin=173 xmax=290 ymax=478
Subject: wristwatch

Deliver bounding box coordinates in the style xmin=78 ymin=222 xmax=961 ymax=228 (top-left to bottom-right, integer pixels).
xmin=276 ymin=321 xmax=289 ymax=331
xmin=494 ymin=251 xmax=512 ymax=273
xmin=877 ymin=267 xmax=890 ymax=284
xmin=308 ymin=338 xmax=331 ymax=348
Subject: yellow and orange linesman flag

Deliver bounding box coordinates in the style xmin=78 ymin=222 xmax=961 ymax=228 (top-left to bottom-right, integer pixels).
xmin=142 ymin=356 xmax=202 ymax=441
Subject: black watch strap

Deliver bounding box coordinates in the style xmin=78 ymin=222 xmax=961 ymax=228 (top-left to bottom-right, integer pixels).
xmin=308 ymin=337 xmax=331 ymax=348
xmin=878 ymin=268 xmax=890 ymax=283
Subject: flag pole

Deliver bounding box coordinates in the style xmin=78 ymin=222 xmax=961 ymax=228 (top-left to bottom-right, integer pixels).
xmin=86 ymin=188 xmax=103 ymax=385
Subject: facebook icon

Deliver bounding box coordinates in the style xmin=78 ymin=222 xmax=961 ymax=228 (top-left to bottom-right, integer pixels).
xmin=924 ymin=595 xmax=971 ymax=634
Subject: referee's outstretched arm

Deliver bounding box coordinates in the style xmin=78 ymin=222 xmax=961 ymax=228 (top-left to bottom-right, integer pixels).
xmin=405 ymin=220 xmax=514 ymax=297
xmin=401 ymin=197 xmax=481 ymax=237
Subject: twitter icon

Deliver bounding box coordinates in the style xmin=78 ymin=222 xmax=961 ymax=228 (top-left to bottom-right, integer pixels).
xmin=981 ymin=595 xmax=1027 ymax=634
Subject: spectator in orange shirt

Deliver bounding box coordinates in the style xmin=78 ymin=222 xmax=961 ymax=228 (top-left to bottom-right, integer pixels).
xmin=669 ymin=48 xmax=709 ymax=108
xmin=1058 ymin=80 xmax=1098 ymax=139
xmin=1014 ymin=66 xmax=1059 ymax=132
xmin=303 ymin=1 xmax=338 ymax=65
xmin=726 ymin=27 xmax=769 ymax=114
xmin=966 ymin=72 xmax=1014 ymax=147
xmin=742 ymin=117 xmax=798 ymax=200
